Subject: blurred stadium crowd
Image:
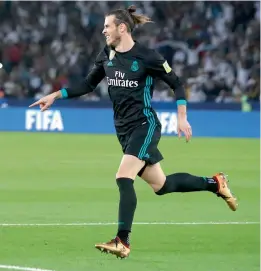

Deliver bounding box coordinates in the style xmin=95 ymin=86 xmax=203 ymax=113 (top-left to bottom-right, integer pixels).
xmin=0 ymin=1 xmax=259 ymax=103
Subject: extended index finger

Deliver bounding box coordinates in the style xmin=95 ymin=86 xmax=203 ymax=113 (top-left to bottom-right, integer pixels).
xmin=29 ymin=100 xmax=41 ymax=108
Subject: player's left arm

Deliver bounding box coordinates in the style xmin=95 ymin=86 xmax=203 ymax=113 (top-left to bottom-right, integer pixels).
xmin=146 ymin=50 xmax=192 ymax=142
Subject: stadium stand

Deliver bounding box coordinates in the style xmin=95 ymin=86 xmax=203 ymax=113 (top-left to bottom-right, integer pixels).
xmin=0 ymin=1 xmax=259 ymax=102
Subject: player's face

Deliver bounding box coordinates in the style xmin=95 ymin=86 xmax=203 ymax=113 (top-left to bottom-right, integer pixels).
xmin=103 ymin=15 xmax=121 ymax=47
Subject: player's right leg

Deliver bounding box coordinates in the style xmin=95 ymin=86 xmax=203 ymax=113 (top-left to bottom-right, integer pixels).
xmin=140 ymin=162 xmax=238 ymax=211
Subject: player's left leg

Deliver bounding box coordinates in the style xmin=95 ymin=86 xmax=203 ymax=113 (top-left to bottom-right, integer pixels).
xmin=139 ymin=161 xmax=238 ymax=211
xmin=95 ymin=154 xmax=145 ymax=259
xmin=95 ymin=122 xmax=162 ymax=259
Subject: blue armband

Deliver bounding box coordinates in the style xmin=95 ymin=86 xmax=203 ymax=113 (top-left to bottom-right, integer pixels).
xmin=60 ymin=88 xmax=68 ymax=99
xmin=176 ymin=99 xmax=187 ymax=106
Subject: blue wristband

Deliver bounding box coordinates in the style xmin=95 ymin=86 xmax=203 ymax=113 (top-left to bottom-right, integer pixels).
xmin=176 ymin=99 xmax=187 ymax=106
xmin=60 ymin=88 xmax=68 ymax=99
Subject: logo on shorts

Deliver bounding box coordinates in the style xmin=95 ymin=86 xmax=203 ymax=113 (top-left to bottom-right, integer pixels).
xmin=144 ymin=153 xmax=150 ymax=159
xmin=131 ymin=61 xmax=139 ymax=72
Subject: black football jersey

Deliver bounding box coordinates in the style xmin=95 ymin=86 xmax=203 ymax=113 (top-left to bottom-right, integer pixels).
xmin=66 ymin=42 xmax=186 ymax=135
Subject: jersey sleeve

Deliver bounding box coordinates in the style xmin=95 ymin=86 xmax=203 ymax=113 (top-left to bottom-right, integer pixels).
xmin=145 ymin=49 xmax=186 ymax=101
xmin=63 ymin=50 xmax=106 ymax=98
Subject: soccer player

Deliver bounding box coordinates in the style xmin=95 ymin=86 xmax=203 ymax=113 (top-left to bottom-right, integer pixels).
xmin=30 ymin=5 xmax=238 ymax=259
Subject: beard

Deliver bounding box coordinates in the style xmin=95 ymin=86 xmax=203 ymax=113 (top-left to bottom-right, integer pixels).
xmin=108 ymin=34 xmax=121 ymax=48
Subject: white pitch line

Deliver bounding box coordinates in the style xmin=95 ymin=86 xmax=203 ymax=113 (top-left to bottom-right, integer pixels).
xmin=0 ymin=265 xmax=54 ymax=271
xmin=0 ymin=221 xmax=258 ymax=227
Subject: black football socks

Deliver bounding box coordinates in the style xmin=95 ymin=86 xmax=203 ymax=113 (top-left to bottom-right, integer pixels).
xmin=156 ymin=173 xmax=218 ymax=195
xmin=115 ymin=174 xmax=218 ymax=245
xmin=116 ymin=177 xmax=137 ymax=246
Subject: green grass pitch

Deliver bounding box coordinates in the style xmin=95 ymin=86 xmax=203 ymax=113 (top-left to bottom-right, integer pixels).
xmin=0 ymin=132 xmax=259 ymax=271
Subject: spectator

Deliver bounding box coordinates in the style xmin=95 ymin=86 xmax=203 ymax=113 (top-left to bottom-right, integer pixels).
xmin=0 ymin=1 xmax=259 ymax=102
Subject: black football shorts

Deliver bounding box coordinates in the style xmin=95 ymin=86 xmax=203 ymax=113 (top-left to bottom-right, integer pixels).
xmin=117 ymin=122 xmax=163 ymax=165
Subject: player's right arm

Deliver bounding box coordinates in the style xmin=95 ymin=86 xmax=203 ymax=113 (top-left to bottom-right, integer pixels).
xmin=29 ymin=50 xmax=106 ymax=111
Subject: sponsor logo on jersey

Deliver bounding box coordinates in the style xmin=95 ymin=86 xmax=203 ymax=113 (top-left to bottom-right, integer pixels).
xmin=131 ymin=61 xmax=139 ymax=72
xmin=107 ymin=71 xmax=138 ymax=88
xmin=163 ymin=61 xmax=172 ymax=73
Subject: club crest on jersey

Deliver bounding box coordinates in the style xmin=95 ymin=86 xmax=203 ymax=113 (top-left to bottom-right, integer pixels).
xmin=107 ymin=61 xmax=113 ymax=67
xmin=131 ymin=61 xmax=139 ymax=72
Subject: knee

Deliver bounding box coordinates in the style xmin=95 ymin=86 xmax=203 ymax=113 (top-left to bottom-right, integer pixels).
xmin=116 ymin=171 xmax=124 ymax=179
xmin=154 ymin=188 xmax=164 ymax=196
xmin=154 ymin=181 xmax=167 ymax=196
xmin=116 ymin=171 xmax=125 ymax=179
xmin=116 ymin=170 xmax=136 ymax=180
xmin=148 ymin=182 xmax=166 ymax=194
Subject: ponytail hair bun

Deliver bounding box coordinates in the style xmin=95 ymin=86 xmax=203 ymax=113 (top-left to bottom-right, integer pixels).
xmin=127 ymin=5 xmax=136 ymax=14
